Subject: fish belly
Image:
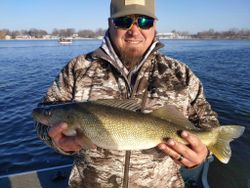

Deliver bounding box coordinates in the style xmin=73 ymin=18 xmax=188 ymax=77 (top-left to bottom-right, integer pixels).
xmin=82 ymin=106 xmax=177 ymax=150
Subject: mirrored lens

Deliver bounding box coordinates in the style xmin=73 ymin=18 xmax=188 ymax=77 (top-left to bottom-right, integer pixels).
xmin=138 ymin=16 xmax=154 ymax=29
xmin=113 ymin=17 xmax=133 ymax=29
xmin=113 ymin=16 xmax=154 ymax=29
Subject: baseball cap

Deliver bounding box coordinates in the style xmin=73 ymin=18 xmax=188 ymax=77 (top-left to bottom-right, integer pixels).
xmin=110 ymin=0 xmax=157 ymax=19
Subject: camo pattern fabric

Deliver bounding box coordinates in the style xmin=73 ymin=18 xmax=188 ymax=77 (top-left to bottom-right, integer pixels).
xmin=35 ymin=37 xmax=219 ymax=188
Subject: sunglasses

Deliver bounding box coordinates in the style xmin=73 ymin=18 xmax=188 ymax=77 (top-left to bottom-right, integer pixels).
xmin=112 ymin=16 xmax=154 ymax=30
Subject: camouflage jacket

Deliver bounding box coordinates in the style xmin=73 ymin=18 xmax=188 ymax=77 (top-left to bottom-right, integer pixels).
xmin=35 ymin=36 xmax=219 ymax=188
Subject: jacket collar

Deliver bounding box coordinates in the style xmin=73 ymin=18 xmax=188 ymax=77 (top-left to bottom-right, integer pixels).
xmin=90 ymin=31 xmax=164 ymax=78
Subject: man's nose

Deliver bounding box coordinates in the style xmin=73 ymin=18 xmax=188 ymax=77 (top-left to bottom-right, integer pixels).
xmin=127 ymin=23 xmax=140 ymax=36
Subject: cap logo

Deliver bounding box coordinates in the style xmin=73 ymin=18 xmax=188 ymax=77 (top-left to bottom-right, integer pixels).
xmin=125 ymin=0 xmax=145 ymax=6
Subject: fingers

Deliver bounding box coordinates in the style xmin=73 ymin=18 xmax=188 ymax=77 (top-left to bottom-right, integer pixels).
xmin=181 ymin=131 xmax=208 ymax=163
xmin=168 ymin=138 xmax=197 ymax=161
xmin=158 ymin=131 xmax=208 ymax=168
xmin=48 ymin=123 xmax=87 ymax=152
xmin=181 ymin=131 xmax=204 ymax=153
xmin=48 ymin=122 xmax=68 ymax=142
xmin=158 ymin=140 xmax=198 ymax=167
xmin=57 ymin=135 xmax=83 ymax=152
xmin=158 ymin=144 xmax=180 ymax=161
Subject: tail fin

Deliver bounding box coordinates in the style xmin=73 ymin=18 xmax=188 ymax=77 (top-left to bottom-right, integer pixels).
xmin=208 ymin=125 xmax=245 ymax=164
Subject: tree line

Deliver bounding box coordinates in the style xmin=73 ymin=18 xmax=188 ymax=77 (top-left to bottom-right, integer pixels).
xmin=1 ymin=28 xmax=250 ymax=40
xmin=169 ymin=29 xmax=250 ymax=39
xmin=193 ymin=29 xmax=250 ymax=39
xmin=0 ymin=28 xmax=106 ymax=39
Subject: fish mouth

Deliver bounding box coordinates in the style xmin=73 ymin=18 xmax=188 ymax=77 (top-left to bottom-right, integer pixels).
xmin=32 ymin=108 xmax=49 ymax=125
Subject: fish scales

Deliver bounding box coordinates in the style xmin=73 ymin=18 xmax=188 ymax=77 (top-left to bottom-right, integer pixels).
xmin=32 ymin=99 xmax=245 ymax=164
xmin=76 ymin=103 xmax=181 ymax=150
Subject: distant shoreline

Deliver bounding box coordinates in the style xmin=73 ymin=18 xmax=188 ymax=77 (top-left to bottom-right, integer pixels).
xmin=0 ymin=38 xmax=102 ymax=41
xmin=1 ymin=28 xmax=250 ymax=40
xmin=1 ymin=38 xmax=249 ymax=41
xmin=0 ymin=38 xmax=250 ymax=41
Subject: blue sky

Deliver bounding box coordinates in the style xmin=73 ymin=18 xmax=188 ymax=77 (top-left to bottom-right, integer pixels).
xmin=1 ymin=0 xmax=250 ymax=33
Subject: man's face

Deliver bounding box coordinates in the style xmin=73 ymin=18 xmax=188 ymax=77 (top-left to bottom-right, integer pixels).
xmin=109 ymin=15 xmax=156 ymax=68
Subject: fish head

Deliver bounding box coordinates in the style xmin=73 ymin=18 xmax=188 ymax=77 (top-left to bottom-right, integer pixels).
xmin=32 ymin=105 xmax=74 ymax=126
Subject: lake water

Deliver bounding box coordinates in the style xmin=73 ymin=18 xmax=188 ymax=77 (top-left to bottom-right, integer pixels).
xmin=0 ymin=39 xmax=249 ymax=188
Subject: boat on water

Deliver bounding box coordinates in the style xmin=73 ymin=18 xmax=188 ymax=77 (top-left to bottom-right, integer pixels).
xmin=58 ymin=37 xmax=73 ymax=45
xmin=0 ymin=156 xmax=214 ymax=188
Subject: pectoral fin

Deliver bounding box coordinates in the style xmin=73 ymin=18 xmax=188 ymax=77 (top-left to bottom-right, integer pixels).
xmin=80 ymin=134 xmax=96 ymax=149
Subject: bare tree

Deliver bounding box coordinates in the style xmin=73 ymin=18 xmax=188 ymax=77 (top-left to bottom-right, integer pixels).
xmin=0 ymin=31 xmax=6 ymax=39
xmin=95 ymin=28 xmax=106 ymax=36
xmin=52 ymin=28 xmax=60 ymax=36
xmin=78 ymin=29 xmax=96 ymax=38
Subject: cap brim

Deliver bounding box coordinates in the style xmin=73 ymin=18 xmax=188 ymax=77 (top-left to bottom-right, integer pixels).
xmin=111 ymin=8 xmax=158 ymax=20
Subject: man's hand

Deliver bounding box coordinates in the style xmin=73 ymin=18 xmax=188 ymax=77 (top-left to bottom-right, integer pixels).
xmin=158 ymin=131 xmax=208 ymax=168
xmin=48 ymin=122 xmax=96 ymax=153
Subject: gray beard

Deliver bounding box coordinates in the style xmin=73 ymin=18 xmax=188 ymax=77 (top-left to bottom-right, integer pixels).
xmin=119 ymin=48 xmax=143 ymax=71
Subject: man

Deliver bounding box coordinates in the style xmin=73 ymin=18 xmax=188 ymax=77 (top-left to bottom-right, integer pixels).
xmin=36 ymin=0 xmax=219 ymax=187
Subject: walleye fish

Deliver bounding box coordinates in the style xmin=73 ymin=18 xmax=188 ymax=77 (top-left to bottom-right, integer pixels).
xmin=32 ymin=99 xmax=245 ymax=164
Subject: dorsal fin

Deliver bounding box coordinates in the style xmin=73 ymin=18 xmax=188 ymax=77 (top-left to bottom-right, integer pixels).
xmin=92 ymin=99 xmax=141 ymax=112
xmin=150 ymin=105 xmax=198 ymax=130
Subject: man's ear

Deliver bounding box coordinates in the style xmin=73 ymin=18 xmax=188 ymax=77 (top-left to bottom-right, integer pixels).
xmin=108 ymin=18 xmax=112 ymax=28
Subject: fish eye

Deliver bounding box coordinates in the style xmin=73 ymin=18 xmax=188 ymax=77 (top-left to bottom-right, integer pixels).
xmin=44 ymin=109 xmax=52 ymax=116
